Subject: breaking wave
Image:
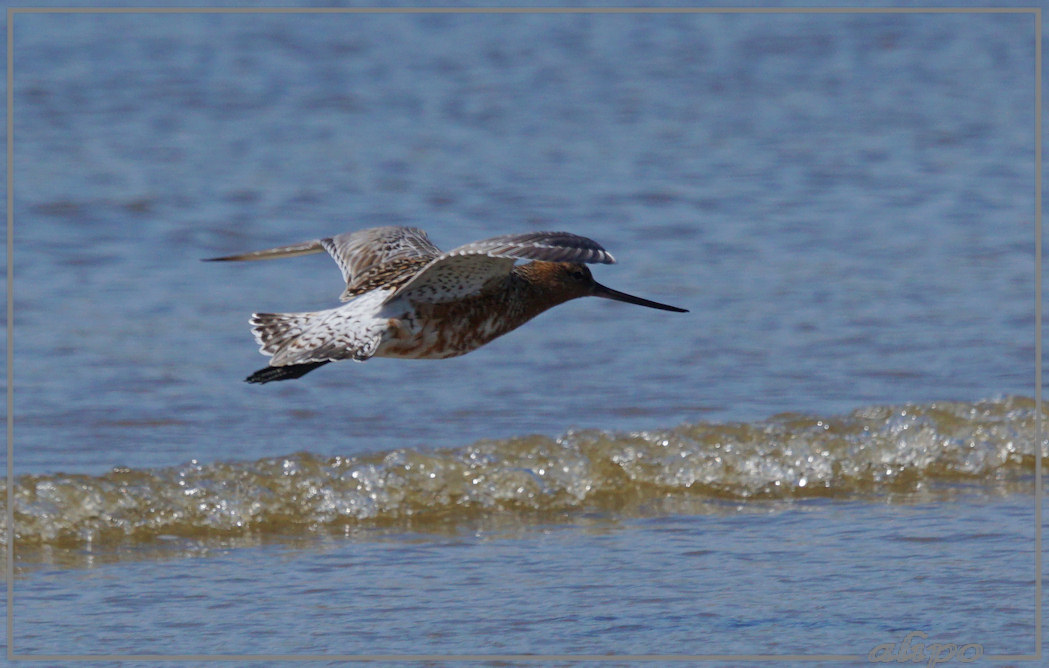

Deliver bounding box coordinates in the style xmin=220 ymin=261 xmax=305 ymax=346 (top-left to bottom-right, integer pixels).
xmin=4 ymin=397 xmax=1043 ymax=553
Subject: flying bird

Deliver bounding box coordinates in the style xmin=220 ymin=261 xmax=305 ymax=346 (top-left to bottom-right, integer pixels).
xmin=206 ymin=226 xmax=687 ymax=383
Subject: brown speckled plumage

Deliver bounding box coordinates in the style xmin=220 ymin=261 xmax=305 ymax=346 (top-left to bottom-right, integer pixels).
xmin=206 ymin=226 xmax=687 ymax=383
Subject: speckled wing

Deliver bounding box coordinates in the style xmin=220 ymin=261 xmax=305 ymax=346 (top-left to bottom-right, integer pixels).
xmin=206 ymin=226 xmax=442 ymax=301
xmin=385 ymin=231 xmax=615 ymax=305
xmin=321 ymin=226 xmax=442 ymax=300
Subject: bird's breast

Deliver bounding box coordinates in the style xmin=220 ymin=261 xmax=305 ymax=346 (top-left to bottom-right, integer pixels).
xmin=376 ymin=293 xmax=536 ymax=359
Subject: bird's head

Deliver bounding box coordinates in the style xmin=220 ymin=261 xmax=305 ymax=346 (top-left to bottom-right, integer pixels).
xmin=527 ymin=262 xmax=688 ymax=312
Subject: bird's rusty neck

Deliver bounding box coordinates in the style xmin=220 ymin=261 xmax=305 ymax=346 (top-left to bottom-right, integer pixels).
xmin=508 ymin=261 xmax=587 ymax=318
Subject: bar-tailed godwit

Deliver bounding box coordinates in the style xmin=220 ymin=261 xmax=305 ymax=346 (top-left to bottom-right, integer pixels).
xmin=207 ymin=226 xmax=687 ymax=383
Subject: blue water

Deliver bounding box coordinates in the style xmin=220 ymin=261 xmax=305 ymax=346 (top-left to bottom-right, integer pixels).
xmin=5 ymin=7 xmax=1042 ymax=663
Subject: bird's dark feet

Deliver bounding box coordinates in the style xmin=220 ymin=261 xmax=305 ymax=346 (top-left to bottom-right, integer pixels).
xmin=245 ymin=361 xmax=329 ymax=384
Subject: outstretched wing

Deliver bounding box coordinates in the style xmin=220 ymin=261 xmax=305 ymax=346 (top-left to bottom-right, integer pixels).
xmin=321 ymin=227 xmax=441 ymax=300
xmin=204 ymin=239 xmax=327 ymax=263
xmin=385 ymin=231 xmax=615 ymax=305
xmin=205 ymin=226 xmax=442 ymax=301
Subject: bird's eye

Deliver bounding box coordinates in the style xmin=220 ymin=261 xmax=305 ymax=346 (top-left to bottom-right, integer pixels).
xmin=569 ymin=269 xmax=587 ymax=281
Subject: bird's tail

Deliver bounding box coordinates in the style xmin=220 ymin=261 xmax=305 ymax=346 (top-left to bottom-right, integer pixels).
xmin=246 ymin=311 xmax=331 ymax=383
xmin=246 ymin=308 xmax=381 ymax=383
xmin=250 ymin=311 xmax=321 ymax=361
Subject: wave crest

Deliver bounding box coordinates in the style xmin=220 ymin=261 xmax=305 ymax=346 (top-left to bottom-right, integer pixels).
xmin=5 ymin=396 xmax=1043 ymax=549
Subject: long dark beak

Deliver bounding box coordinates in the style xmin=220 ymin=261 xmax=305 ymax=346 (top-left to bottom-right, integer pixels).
xmin=592 ymin=282 xmax=688 ymax=312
